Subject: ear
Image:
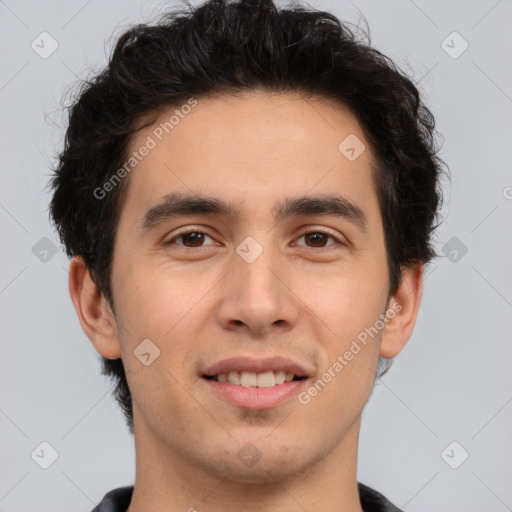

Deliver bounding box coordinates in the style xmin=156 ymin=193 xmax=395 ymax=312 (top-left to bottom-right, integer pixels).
xmin=379 ymin=262 xmax=423 ymax=358
xmin=68 ymin=256 xmax=122 ymax=359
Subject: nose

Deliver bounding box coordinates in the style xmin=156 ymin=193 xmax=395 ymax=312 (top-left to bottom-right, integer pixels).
xmin=216 ymin=241 xmax=299 ymax=337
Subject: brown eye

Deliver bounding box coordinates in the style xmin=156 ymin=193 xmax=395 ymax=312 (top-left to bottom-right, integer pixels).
xmin=305 ymin=232 xmax=329 ymax=247
xmin=295 ymin=230 xmax=340 ymax=248
xmin=166 ymin=230 xmax=215 ymax=248
xmin=180 ymin=232 xmax=206 ymax=247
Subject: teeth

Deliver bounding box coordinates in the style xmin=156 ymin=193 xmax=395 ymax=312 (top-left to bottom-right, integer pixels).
xmin=275 ymin=370 xmax=286 ymax=385
xmin=257 ymin=371 xmax=275 ymax=387
xmin=228 ymin=371 xmax=240 ymax=385
xmin=240 ymin=371 xmax=257 ymax=387
xmin=213 ymin=370 xmax=298 ymax=387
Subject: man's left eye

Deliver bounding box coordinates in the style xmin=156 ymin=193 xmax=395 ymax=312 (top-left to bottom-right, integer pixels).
xmin=294 ymin=231 xmax=341 ymax=248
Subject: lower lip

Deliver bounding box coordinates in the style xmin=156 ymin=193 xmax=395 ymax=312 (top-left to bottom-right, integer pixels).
xmin=202 ymin=377 xmax=308 ymax=409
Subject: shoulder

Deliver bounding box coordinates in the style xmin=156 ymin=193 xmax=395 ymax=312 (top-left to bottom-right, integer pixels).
xmin=358 ymin=482 xmax=404 ymax=512
xmin=90 ymin=486 xmax=134 ymax=512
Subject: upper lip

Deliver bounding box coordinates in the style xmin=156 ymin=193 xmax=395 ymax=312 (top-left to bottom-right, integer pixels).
xmin=203 ymin=356 xmax=310 ymax=378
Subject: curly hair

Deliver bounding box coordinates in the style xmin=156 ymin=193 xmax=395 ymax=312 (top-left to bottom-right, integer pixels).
xmin=48 ymin=0 xmax=448 ymax=434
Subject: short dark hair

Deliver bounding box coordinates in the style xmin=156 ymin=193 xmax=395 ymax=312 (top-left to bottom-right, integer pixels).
xmin=49 ymin=0 xmax=448 ymax=434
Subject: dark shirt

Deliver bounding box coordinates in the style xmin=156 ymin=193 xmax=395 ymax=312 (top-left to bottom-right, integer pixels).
xmin=91 ymin=482 xmax=404 ymax=511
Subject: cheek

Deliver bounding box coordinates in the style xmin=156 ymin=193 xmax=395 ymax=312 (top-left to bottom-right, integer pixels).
xmin=114 ymin=263 xmax=201 ymax=414
xmin=304 ymin=271 xmax=385 ymax=406
xmin=113 ymin=257 xmax=193 ymax=336
xmin=312 ymin=270 xmax=387 ymax=341
xmin=112 ymin=257 xmax=214 ymax=386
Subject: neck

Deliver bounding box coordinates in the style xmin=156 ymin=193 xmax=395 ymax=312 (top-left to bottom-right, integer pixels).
xmin=127 ymin=415 xmax=365 ymax=512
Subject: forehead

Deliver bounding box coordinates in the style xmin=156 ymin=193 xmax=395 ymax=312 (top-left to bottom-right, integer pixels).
xmin=122 ymin=91 xmax=379 ymax=226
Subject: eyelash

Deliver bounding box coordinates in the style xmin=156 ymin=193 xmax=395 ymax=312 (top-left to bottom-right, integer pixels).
xmin=165 ymin=228 xmax=343 ymax=249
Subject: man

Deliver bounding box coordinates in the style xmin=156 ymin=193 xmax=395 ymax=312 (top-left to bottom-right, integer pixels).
xmin=49 ymin=0 xmax=447 ymax=510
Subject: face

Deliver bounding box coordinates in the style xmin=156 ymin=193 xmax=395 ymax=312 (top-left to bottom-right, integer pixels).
xmin=106 ymin=91 xmax=397 ymax=483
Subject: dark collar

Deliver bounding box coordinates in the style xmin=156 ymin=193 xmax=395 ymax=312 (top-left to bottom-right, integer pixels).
xmin=91 ymin=482 xmax=403 ymax=512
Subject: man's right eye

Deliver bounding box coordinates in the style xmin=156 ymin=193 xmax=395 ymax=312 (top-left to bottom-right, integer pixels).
xmin=165 ymin=229 xmax=216 ymax=248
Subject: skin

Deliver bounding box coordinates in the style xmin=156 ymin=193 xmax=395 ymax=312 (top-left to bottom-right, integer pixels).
xmin=69 ymin=90 xmax=423 ymax=512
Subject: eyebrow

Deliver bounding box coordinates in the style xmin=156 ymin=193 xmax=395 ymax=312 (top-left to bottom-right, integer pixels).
xmin=137 ymin=192 xmax=369 ymax=234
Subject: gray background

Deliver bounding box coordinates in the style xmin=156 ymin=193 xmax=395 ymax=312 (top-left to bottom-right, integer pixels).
xmin=1 ymin=0 xmax=511 ymax=510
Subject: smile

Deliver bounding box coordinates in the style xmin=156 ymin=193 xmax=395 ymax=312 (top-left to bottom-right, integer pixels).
xmin=204 ymin=370 xmax=306 ymax=388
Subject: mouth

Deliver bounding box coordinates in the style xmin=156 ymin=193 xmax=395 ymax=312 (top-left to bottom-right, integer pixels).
xmin=201 ymin=356 xmax=311 ymax=409
xmin=203 ymin=370 xmax=307 ymax=388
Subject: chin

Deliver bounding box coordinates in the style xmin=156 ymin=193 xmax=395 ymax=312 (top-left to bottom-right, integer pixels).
xmin=227 ymin=462 xmax=304 ymax=485
xmin=215 ymin=445 xmax=323 ymax=486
